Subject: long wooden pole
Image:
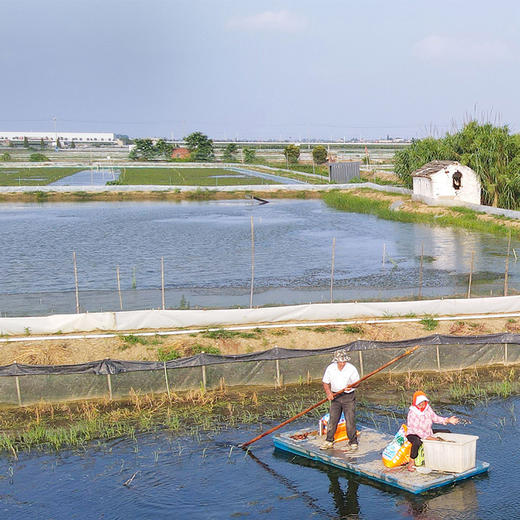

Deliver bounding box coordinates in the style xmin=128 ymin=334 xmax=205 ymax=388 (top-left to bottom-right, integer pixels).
xmin=240 ymin=345 xmax=420 ymax=448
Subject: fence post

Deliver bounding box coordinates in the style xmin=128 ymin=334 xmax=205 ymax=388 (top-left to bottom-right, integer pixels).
xmin=116 ymin=265 xmax=123 ymax=310
xmin=250 ymin=216 xmax=255 ymax=309
xmin=275 ymin=359 xmax=281 ymax=388
xmin=330 ymin=237 xmax=336 ymax=303
xmin=201 ymin=364 xmax=207 ymax=391
xmin=161 ymin=257 xmax=165 ymax=310
xmin=436 ymin=345 xmax=441 ymax=372
xmin=163 ymin=361 xmax=171 ymax=398
xmin=504 ymin=230 xmax=511 ymax=296
xmin=358 ymin=351 xmax=364 ymax=378
xmin=504 ymin=343 xmax=509 ymax=366
xmin=467 ymin=250 xmax=474 ymax=298
xmin=418 ymin=243 xmax=424 ymax=299
xmin=15 ymin=375 xmax=22 ymax=406
xmin=107 ymin=373 xmax=113 ymax=400
xmin=73 ymin=251 xmax=80 ymax=314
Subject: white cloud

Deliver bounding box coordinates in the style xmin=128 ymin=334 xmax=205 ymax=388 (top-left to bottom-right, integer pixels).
xmin=412 ymin=35 xmax=514 ymax=63
xmin=227 ymin=10 xmax=308 ymax=33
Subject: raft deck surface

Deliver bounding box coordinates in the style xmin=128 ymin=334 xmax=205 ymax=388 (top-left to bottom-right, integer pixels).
xmin=273 ymin=428 xmax=489 ymax=494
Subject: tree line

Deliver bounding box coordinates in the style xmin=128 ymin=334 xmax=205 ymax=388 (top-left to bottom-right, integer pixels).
xmin=395 ymin=121 xmax=520 ymax=209
xmin=129 ymin=132 xmax=330 ymax=166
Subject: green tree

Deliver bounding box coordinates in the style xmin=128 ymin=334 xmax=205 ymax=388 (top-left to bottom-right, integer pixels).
xmin=40 ymin=138 xmax=46 ymax=149
xmin=284 ymin=144 xmax=300 ymax=165
xmin=184 ymin=132 xmax=214 ymax=161
xmin=243 ymin=147 xmax=256 ymax=163
xmin=23 ymin=136 xmax=29 ymax=148
xmin=29 ymin=152 xmax=50 ymax=162
xmin=70 ymin=140 xmax=76 ymax=149
xmin=130 ymin=138 xmax=156 ymax=160
xmin=155 ymin=138 xmax=173 ymax=159
xmin=222 ymin=143 xmax=238 ymax=162
xmin=56 ymin=138 xmax=62 ymax=149
xmin=1 ymin=152 xmax=11 ymax=161
xmin=312 ymin=145 xmax=328 ymax=164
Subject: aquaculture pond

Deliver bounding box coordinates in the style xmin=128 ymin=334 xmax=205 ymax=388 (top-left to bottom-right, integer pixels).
xmin=0 ymin=198 xmax=518 ymax=316
xmin=0 ymin=397 xmax=517 ymax=519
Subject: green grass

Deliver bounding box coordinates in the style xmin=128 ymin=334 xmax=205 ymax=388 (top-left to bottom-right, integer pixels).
xmin=343 ymin=325 xmax=364 ymax=334
xmin=420 ymin=316 xmax=439 ymax=331
xmin=322 ymin=190 xmax=520 ymax=238
xmin=117 ymin=167 xmax=281 ymax=186
xmin=0 ymin=167 xmax=84 ymax=186
xmin=157 ymin=346 xmax=181 ymax=361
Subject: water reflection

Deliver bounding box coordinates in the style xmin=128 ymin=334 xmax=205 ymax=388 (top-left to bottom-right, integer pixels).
xmin=327 ymin=472 xmax=360 ymax=518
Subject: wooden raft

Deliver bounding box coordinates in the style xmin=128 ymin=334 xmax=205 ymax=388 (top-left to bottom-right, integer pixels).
xmin=273 ymin=428 xmax=489 ymax=494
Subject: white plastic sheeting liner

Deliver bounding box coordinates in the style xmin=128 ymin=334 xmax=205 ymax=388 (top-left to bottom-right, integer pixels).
xmin=1 ymin=295 xmax=520 ymax=335
xmin=0 ymin=312 xmax=116 ymax=336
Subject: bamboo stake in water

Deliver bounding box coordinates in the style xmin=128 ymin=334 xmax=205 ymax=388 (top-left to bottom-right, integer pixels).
xmin=418 ymin=243 xmax=424 ymax=299
xmin=161 ymin=257 xmax=165 ymax=310
xmin=382 ymin=243 xmax=386 ymax=266
xmin=240 ymin=345 xmax=420 ymax=448
xmin=73 ymin=251 xmax=80 ymax=314
xmin=504 ymin=231 xmax=511 ymax=296
xmin=116 ymin=265 xmax=123 ymax=310
xmin=250 ymin=216 xmax=255 ymax=309
xmin=330 ymin=237 xmax=336 ymax=303
xmin=467 ymin=250 xmax=475 ymax=298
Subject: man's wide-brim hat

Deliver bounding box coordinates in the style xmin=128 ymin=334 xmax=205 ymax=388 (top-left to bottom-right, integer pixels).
xmin=332 ymin=349 xmax=350 ymax=363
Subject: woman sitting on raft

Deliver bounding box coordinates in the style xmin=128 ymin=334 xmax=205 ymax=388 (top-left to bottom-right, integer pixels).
xmin=406 ymin=391 xmax=459 ymax=472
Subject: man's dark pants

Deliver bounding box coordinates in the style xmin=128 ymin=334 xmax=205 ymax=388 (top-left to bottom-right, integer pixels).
xmin=326 ymin=392 xmax=357 ymax=444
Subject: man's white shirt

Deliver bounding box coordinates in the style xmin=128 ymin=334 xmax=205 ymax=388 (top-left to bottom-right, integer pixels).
xmin=322 ymin=362 xmax=360 ymax=393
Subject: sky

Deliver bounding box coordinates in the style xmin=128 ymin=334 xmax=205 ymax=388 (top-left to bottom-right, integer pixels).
xmin=1 ymin=0 xmax=519 ymax=140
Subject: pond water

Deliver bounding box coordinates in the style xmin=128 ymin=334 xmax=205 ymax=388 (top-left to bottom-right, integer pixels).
xmin=0 ymin=397 xmax=517 ymax=519
xmin=0 ymin=199 xmax=518 ymax=316
xmin=50 ymin=169 xmax=120 ymax=186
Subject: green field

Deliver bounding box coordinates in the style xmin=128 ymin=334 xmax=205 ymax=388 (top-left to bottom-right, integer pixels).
xmin=0 ymin=167 xmax=84 ymax=186
xmin=118 ymin=167 xmax=281 ymax=185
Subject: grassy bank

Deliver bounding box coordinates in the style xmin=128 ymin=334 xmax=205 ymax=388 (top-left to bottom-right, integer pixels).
xmin=0 ymin=167 xmax=84 ymax=186
xmin=323 ymin=189 xmax=520 ymax=238
xmin=0 ymin=366 xmax=517 ymax=454
xmin=0 ymin=189 xmax=324 ymax=204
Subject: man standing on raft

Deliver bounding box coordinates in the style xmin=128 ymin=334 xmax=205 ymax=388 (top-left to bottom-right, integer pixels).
xmin=321 ymin=349 xmax=359 ymax=451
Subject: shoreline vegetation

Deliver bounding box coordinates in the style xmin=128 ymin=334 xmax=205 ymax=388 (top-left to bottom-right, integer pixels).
xmin=0 ymin=186 xmax=517 ymax=239
xmin=0 ymin=366 xmax=517 ymax=455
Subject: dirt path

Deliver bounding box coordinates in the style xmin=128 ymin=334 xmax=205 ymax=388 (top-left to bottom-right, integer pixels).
xmin=1 ymin=315 xmax=519 ymax=366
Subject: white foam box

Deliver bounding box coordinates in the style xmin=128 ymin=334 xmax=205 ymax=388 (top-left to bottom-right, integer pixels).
xmin=423 ymin=433 xmax=478 ymax=473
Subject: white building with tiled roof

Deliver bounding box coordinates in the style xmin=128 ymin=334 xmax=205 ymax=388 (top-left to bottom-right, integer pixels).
xmin=412 ymin=160 xmax=481 ymax=205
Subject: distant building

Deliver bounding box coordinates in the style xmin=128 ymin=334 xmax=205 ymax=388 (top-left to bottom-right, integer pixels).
xmin=328 ymin=161 xmax=361 ymax=183
xmin=412 ymin=160 xmax=481 ymax=205
xmin=0 ymin=131 xmax=116 ymax=146
xmin=171 ymin=147 xmax=190 ymax=159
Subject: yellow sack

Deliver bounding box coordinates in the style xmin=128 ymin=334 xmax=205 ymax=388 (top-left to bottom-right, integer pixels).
xmin=382 ymin=424 xmax=411 ymax=468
